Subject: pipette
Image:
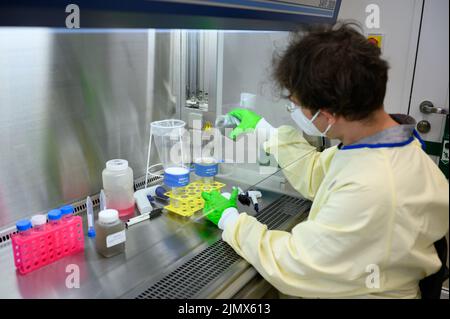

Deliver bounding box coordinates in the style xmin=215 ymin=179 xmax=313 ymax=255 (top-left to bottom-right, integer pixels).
xmin=86 ymin=196 xmax=96 ymax=237
xmin=248 ymin=190 xmax=262 ymax=213
xmin=100 ymin=189 xmax=106 ymax=211
xmin=237 ymin=188 xmax=262 ymax=213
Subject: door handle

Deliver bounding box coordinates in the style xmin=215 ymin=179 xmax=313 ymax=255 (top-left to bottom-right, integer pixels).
xmin=420 ymin=101 xmax=449 ymax=115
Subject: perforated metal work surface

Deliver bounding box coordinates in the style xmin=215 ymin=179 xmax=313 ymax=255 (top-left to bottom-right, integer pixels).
xmin=136 ymin=240 xmax=240 ymax=299
xmin=134 ymin=195 xmax=310 ymax=299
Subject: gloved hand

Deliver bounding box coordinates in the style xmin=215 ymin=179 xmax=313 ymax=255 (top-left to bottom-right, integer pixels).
xmin=228 ymin=108 xmax=262 ymax=140
xmin=202 ymin=187 xmax=239 ymax=226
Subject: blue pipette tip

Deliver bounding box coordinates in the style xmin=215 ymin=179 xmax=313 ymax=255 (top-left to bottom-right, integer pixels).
xmin=88 ymin=227 xmax=96 ymax=238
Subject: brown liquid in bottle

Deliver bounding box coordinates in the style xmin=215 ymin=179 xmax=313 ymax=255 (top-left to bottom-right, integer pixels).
xmin=95 ymin=210 xmax=126 ymax=258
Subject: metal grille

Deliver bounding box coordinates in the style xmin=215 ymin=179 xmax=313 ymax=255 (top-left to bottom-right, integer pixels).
xmin=136 ymin=240 xmax=240 ymax=299
xmin=256 ymin=194 xmax=310 ymax=227
xmin=134 ymin=175 xmax=163 ymax=191
xmin=0 ymin=226 xmax=17 ymax=248
xmin=135 ymin=195 xmax=310 ymax=299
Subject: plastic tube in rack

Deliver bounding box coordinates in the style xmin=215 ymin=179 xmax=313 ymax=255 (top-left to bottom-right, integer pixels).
xmin=86 ymin=196 xmax=96 ymax=237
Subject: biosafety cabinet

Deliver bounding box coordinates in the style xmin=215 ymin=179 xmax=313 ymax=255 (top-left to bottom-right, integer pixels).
xmin=0 ymin=0 xmax=447 ymax=298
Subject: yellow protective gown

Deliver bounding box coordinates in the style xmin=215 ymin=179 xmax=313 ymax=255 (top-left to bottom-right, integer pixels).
xmin=222 ymin=125 xmax=449 ymax=298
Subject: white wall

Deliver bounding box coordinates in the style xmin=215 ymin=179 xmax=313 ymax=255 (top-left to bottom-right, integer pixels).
xmin=220 ymin=0 xmax=424 ymax=128
xmin=221 ymin=31 xmax=292 ymax=128
xmin=338 ymin=0 xmax=423 ymax=115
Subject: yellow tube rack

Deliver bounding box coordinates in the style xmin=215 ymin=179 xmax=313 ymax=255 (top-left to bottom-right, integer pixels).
xmin=164 ymin=180 xmax=225 ymax=217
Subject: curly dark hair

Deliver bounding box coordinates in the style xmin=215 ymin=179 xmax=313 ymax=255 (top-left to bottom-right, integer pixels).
xmin=273 ymin=21 xmax=389 ymax=121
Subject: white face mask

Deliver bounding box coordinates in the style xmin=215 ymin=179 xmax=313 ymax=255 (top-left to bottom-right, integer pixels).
xmin=289 ymin=103 xmax=333 ymax=137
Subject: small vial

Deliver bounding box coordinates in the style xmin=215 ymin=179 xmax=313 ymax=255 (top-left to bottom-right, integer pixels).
xmin=60 ymin=205 xmax=75 ymax=222
xmin=171 ymin=187 xmax=181 ymax=208
xmin=31 ymin=214 xmax=47 ymax=232
xmin=95 ymin=209 xmax=126 ymax=258
xmin=201 ymin=176 xmax=214 ymax=185
xmin=47 ymin=209 xmax=62 ymax=226
xmin=16 ymin=220 xmax=33 ymax=237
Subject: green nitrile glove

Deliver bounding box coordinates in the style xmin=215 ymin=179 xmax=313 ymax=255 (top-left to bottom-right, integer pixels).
xmin=201 ymin=188 xmax=239 ymax=226
xmin=228 ymin=108 xmax=262 ymax=140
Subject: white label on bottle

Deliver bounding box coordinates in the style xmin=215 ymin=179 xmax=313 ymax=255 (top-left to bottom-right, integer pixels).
xmin=106 ymin=230 xmax=126 ymax=248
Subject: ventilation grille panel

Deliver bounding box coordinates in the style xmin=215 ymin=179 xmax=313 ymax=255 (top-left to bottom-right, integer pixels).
xmin=134 ymin=195 xmax=310 ymax=299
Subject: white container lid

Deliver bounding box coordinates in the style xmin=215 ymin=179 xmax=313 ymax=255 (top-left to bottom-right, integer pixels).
xmin=194 ymin=157 xmax=217 ymax=165
xmin=31 ymin=214 xmax=47 ymax=226
xmin=99 ymin=209 xmax=119 ymax=224
xmin=150 ymin=119 xmax=186 ymax=136
xmin=106 ymin=159 xmax=129 ymax=171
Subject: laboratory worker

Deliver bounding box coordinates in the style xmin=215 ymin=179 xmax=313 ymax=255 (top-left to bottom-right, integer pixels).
xmin=202 ymin=23 xmax=449 ymax=299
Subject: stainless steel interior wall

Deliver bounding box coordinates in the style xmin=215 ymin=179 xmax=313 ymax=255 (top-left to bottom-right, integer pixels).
xmin=0 ymin=28 xmax=177 ymax=228
xmin=0 ymin=28 xmax=296 ymax=229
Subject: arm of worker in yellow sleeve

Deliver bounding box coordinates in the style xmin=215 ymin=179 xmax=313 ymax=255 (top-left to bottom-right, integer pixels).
xmin=221 ymin=178 xmax=394 ymax=298
xmin=260 ymin=124 xmax=337 ymax=200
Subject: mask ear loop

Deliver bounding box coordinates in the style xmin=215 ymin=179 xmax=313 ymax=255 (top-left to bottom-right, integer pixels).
xmin=322 ymin=124 xmax=332 ymax=136
xmin=310 ymin=110 xmax=321 ymax=123
xmin=322 ymin=113 xmax=336 ymax=136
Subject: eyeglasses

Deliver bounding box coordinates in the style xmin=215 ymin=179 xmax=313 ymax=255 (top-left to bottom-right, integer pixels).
xmin=286 ymin=94 xmax=300 ymax=113
xmin=286 ymin=102 xmax=297 ymax=113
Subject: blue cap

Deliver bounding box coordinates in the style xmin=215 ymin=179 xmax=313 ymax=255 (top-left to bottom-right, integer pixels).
xmin=16 ymin=219 xmax=32 ymax=232
xmin=60 ymin=205 xmax=74 ymax=216
xmin=155 ymin=186 xmax=169 ymax=200
xmin=48 ymin=209 xmax=62 ymax=221
xmin=87 ymin=227 xmax=96 ymax=238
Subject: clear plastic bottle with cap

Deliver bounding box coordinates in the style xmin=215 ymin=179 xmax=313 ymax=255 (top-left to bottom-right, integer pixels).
xmin=16 ymin=219 xmax=33 ymax=237
xmin=60 ymin=205 xmax=75 ymax=223
xmin=47 ymin=209 xmax=62 ymax=226
xmin=102 ymin=159 xmax=135 ymax=220
xmin=95 ymin=209 xmax=126 ymax=258
xmin=31 ymin=214 xmax=47 ymax=232
xmin=215 ymin=114 xmax=240 ymax=136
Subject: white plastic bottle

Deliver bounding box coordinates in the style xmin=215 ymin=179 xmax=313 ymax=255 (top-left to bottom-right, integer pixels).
xmin=102 ymin=159 xmax=135 ymax=220
xmin=215 ymin=114 xmax=240 ymax=136
xmin=95 ymin=209 xmax=126 ymax=258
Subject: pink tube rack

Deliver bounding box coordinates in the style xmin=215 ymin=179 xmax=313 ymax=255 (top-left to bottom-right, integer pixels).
xmin=11 ymin=216 xmax=85 ymax=275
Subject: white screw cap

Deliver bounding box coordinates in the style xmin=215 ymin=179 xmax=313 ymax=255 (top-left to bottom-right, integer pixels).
xmin=106 ymin=159 xmax=128 ymax=171
xmin=31 ymin=214 xmax=47 ymax=226
xmin=99 ymin=209 xmax=119 ymax=224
